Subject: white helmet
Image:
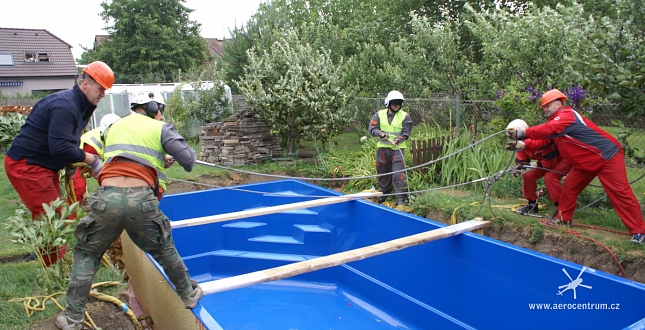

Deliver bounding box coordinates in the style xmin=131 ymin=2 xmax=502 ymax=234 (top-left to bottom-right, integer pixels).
xmin=130 ymin=91 xmax=163 ymax=108
xmin=506 ymin=119 xmax=529 ymax=131
xmin=149 ymin=91 xmax=165 ymax=105
xmin=130 ymin=91 xmax=165 ymax=117
xmin=384 ymin=90 xmax=404 ymax=107
xmin=99 ymin=114 xmax=121 ymax=135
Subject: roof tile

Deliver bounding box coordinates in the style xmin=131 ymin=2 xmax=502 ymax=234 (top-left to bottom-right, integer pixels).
xmin=0 ymin=28 xmax=77 ymax=78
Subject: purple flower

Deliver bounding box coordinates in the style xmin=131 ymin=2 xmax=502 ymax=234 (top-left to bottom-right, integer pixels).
xmin=525 ymin=86 xmax=542 ymax=102
xmin=564 ymin=85 xmax=587 ymax=110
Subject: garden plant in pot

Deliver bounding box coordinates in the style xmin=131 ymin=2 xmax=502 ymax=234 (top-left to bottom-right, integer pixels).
xmin=4 ymin=198 xmax=79 ymax=287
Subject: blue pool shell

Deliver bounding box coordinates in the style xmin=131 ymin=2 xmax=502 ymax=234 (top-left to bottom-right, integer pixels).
xmin=146 ymin=179 xmax=645 ymax=330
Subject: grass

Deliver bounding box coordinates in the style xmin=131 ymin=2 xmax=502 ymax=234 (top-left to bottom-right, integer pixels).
xmin=1 ymin=128 xmax=645 ymax=327
xmin=319 ymin=128 xmax=645 ymax=254
xmin=0 ymin=155 xmax=128 ymax=329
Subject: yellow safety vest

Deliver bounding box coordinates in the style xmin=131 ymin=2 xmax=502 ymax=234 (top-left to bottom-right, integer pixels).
xmin=80 ymin=127 xmax=104 ymax=159
xmin=103 ymin=114 xmax=168 ymax=191
xmin=377 ymin=109 xmax=408 ymax=150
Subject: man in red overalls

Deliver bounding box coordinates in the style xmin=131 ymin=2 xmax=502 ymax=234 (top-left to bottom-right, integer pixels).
xmin=507 ymin=137 xmax=571 ymax=218
xmin=506 ymin=89 xmax=645 ymax=244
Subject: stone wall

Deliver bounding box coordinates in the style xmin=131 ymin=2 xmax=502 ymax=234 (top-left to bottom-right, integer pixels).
xmin=199 ymin=95 xmax=281 ymax=166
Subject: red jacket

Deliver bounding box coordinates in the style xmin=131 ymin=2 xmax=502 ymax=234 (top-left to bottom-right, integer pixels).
xmin=516 ymin=138 xmax=559 ymax=168
xmin=525 ymin=106 xmax=621 ymax=172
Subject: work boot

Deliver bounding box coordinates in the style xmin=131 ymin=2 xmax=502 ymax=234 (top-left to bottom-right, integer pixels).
xmin=22 ymin=252 xmax=37 ymax=262
xmin=552 ymin=218 xmax=572 ymax=228
xmin=630 ymin=234 xmax=645 ymax=245
xmin=377 ymin=196 xmax=387 ymax=204
xmin=551 ymin=209 xmax=559 ymax=220
xmin=516 ymin=202 xmax=538 ymax=215
xmin=182 ymin=280 xmax=203 ymax=309
xmin=55 ymin=312 xmax=84 ymax=330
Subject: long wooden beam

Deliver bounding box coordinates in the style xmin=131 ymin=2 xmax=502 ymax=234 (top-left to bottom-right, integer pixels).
xmin=170 ymin=191 xmax=381 ymax=229
xmin=200 ymin=219 xmax=489 ymax=295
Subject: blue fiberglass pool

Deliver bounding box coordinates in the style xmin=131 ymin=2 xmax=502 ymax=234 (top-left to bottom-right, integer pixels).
xmin=152 ymin=179 xmax=645 ymax=330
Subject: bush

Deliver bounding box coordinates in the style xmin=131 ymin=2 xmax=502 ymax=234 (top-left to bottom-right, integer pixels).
xmin=0 ymin=114 xmax=26 ymax=151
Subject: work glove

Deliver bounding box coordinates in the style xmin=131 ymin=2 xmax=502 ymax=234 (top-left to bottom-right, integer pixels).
xmin=164 ymin=155 xmax=175 ymax=168
xmin=66 ymin=166 xmax=77 ymax=177
xmin=505 ymin=141 xmax=525 ymax=151
xmin=379 ymin=132 xmax=387 ymax=140
xmin=506 ymin=127 xmax=525 ymax=140
xmin=89 ymin=156 xmax=103 ymax=178
xmin=512 ymin=163 xmax=526 ymax=177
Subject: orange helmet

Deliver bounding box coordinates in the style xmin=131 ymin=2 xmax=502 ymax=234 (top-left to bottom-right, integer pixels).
xmin=82 ymin=61 xmax=114 ymax=90
xmin=540 ymin=89 xmax=566 ymax=108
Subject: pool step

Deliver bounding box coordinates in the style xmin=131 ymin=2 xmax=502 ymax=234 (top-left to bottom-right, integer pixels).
xmin=222 ymin=222 xmax=334 ymax=255
xmin=183 ymin=249 xmax=337 ymax=283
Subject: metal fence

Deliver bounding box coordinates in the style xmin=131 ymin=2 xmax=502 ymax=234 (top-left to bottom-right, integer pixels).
xmin=3 ymin=94 xmax=645 ymax=163
xmin=352 ymin=96 xmax=496 ymax=130
xmin=351 ymin=96 xmax=645 ymax=166
xmin=352 ymin=96 xmax=645 ymax=131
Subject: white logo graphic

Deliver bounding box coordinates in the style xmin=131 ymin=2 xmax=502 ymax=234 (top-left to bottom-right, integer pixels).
xmin=557 ymin=267 xmax=592 ymax=299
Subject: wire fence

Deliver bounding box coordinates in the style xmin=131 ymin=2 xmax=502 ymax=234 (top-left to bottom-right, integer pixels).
xmin=2 ymin=92 xmax=645 ymax=165
xmin=351 ymin=96 xmax=645 ymax=164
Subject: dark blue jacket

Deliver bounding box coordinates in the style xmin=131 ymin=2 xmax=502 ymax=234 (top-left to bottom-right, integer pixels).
xmin=7 ymin=85 xmax=96 ymax=171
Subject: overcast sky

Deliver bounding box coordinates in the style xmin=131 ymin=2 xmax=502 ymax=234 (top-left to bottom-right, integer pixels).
xmin=0 ymin=0 xmax=265 ymax=60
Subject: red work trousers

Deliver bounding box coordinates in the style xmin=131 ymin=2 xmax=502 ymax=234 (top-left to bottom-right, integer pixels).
xmin=522 ymin=160 xmax=572 ymax=203
xmin=4 ymin=155 xmax=67 ymax=266
xmin=4 ymin=155 xmax=62 ymax=220
xmin=557 ymin=150 xmax=645 ymax=234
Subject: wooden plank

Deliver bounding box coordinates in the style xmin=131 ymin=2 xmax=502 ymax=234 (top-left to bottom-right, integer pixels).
xmin=200 ymin=219 xmax=489 ymax=295
xmin=170 ymin=191 xmax=382 ymax=229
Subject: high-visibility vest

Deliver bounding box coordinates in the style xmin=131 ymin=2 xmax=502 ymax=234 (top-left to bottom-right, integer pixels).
xmin=103 ymin=114 xmax=168 ymax=191
xmin=376 ymin=109 xmax=408 ymax=150
xmin=80 ymin=127 xmax=104 ymax=159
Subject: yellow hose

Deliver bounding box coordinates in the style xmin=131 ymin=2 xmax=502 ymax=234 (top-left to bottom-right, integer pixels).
xmin=64 ymin=167 xmax=78 ymax=205
xmin=89 ymin=291 xmax=142 ymax=330
xmin=8 ymin=281 xmax=143 ymax=330
xmin=64 ymin=162 xmax=92 ymax=205
xmin=101 ymin=253 xmax=112 ymax=268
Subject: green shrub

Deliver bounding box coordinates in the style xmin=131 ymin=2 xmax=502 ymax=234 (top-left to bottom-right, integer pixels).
xmin=4 ymin=198 xmax=78 ymax=291
xmin=0 ymin=114 xmax=26 ymax=151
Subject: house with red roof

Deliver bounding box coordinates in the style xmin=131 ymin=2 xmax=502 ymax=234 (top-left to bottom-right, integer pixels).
xmin=0 ymin=28 xmax=78 ymax=96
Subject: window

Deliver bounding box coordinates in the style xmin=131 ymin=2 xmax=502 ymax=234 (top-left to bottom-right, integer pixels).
xmin=0 ymin=53 xmax=14 ymax=66
xmin=24 ymin=52 xmax=36 ymax=62
xmin=24 ymin=52 xmax=50 ymax=62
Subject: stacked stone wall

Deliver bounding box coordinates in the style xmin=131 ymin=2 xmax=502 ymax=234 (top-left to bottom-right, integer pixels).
xmin=199 ymin=96 xmax=281 ymax=165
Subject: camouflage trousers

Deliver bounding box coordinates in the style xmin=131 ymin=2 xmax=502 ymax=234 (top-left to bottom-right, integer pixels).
xmin=64 ymin=186 xmax=192 ymax=320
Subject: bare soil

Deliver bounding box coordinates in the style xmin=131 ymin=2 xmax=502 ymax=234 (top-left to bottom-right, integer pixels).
xmin=27 ymin=172 xmax=645 ymax=329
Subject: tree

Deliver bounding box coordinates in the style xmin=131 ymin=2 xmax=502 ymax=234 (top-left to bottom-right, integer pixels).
xmin=223 ymin=0 xmax=420 ymax=95
xmin=460 ymin=2 xmax=595 ymax=97
xmin=238 ymin=32 xmax=351 ymax=154
xmin=571 ymin=0 xmax=645 ymax=117
xmin=81 ymin=0 xmax=207 ymax=82
xmin=165 ymin=66 xmax=232 ymax=138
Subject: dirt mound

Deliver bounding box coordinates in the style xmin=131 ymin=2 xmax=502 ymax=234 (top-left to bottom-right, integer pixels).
xmin=484 ymin=225 xmax=645 ymax=282
xmin=29 ymin=299 xmax=136 ymax=330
